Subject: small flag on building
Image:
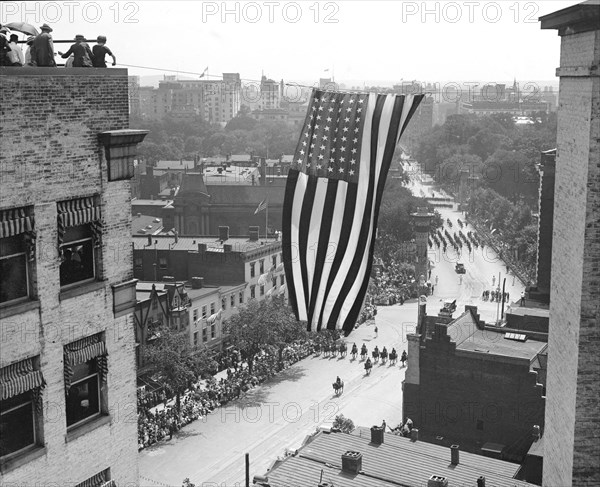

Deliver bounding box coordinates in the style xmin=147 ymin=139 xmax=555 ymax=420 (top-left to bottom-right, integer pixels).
xmin=254 ymin=198 xmax=268 ymax=215
xmin=282 ymin=89 xmax=423 ymax=332
xmin=199 ymin=67 xmax=208 ymax=79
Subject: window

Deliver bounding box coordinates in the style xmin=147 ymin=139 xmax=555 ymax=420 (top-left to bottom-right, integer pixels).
xmin=211 ymin=324 xmax=216 ymax=339
xmin=250 ymin=262 xmax=255 ymax=278
xmin=272 ymin=278 xmax=277 ymax=288
xmin=134 ymin=257 xmax=143 ymax=270
xmin=260 ymin=285 xmax=265 ymax=296
xmin=194 ymin=332 xmax=199 ymax=346
xmin=280 ymin=275 xmax=285 ymax=286
xmin=64 ymin=334 xmax=107 ymax=429
xmin=193 ymin=308 xmax=198 ymax=322
xmin=250 ymin=286 xmax=255 ymax=299
xmin=221 ymin=297 xmax=227 ymax=310
xmin=57 ymin=197 xmax=101 ymax=288
xmin=202 ymin=328 xmax=207 ymax=342
xmin=159 ymin=257 xmax=167 ymax=270
xmin=272 ymin=255 xmax=277 ymax=266
xmin=0 ymin=207 xmax=35 ymax=306
xmin=75 ymin=469 xmax=112 ymax=487
xmin=230 ymin=294 xmax=235 ymax=307
xmin=239 ymin=292 xmax=244 ymax=304
xmin=0 ymin=357 xmax=45 ymax=460
xmin=202 ymin=305 xmax=207 ymax=319
xmin=210 ymin=302 xmax=215 ymax=314
xmin=259 ymin=260 xmax=264 ymax=274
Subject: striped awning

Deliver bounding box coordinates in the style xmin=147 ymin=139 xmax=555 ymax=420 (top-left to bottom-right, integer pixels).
xmin=0 ymin=207 xmax=34 ymax=239
xmin=75 ymin=471 xmax=106 ymax=487
xmin=64 ymin=334 xmax=108 ymax=390
xmin=57 ymin=197 xmax=102 ymax=228
xmin=0 ymin=357 xmax=46 ymax=401
xmin=57 ymin=196 xmax=102 ymax=249
xmin=101 ymin=481 xmax=117 ymax=487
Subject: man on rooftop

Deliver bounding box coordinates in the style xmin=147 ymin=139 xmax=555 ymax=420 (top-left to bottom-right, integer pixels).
xmin=59 ymin=35 xmax=94 ymax=67
xmin=31 ymin=23 xmax=56 ymax=67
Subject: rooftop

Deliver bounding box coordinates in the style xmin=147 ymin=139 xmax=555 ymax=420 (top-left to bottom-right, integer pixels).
xmin=446 ymin=311 xmax=548 ymax=361
xmin=132 ymin=199 xmax=174 ymax=207
xmin=264 ymin=429 xmax=535 ymax=487
xmin=131 ymin=214 xmax=163 ymax=235
xmin=203 ymin=165 xmax=259 ymax=185
xmin=132 ymin=234 xmax=281 ymax=253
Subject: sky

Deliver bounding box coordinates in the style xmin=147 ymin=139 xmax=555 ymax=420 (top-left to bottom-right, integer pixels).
xmin=1 ymin=0 xmax=580 ymax=87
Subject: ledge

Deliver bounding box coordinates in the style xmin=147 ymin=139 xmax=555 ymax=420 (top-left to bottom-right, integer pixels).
xmin=0 ymin=446 xmax=47 ymax=474
xmin=540 ymin=2 xmax=600 ymax=35
xmin=65 ymin=414 xmax=111 ymax=443
xmin=0 ymin=299 xmax=40 ymax=319
xmin=59 ymin=280 xmax=105 ymax=301
xmin=0 ymin=67 xmax=129 ymax=77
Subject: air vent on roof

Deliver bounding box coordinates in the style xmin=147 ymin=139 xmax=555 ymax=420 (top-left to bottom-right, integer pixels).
xmin=427 ymin=475 xmax=448 ymax=487
xmin=341 ymin=451 xmax=362 ymax=474
xmin=504 ymin=332 xmax=527 ymax=342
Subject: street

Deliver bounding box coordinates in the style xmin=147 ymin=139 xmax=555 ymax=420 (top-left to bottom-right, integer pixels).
xmin=138 ymin=164 xmax=526 ymax=487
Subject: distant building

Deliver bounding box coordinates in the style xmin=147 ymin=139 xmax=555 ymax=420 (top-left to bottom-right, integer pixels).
xmin=259 ymin=427 xmax=537 ymax=487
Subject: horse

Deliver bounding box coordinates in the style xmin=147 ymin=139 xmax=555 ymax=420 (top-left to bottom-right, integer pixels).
xmin=323 ymin=343 xmax=330 ymax=358
xmin=313 ymin=343 xmax=321 ymax=356
xmin=332 ymin=380 xmax=344 ymax=396
xmin=400 ymin=351 xmax=408 ymax=367
xmin=351 ymin=344 xmax=358 ymax=359
xmin=364 ymin=360 xmax=372 ymax=376
xmin=339 ymin=343 xmax=347 ymax=358
xmin=360 ymin=346 xmax=368 ymax=361
xmin=389 ymin=350 xmax=398 ymax=365
xmin=372 ymin=348 xmax=380 ymax=364
xmin=380 ymin=348 xmax=388 ymax=364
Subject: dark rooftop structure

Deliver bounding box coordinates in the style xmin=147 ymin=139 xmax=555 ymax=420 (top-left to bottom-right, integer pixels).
xmin=262 ymin=428 xmax=536 ymax=487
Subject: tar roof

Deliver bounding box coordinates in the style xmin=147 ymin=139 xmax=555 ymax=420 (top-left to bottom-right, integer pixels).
xmin=447 ymin=311 xmax=547 ymax=361
xmin=131 ymin=215 xmax=163 ymax=235
xmin=265 ymin=429 xmax=535 ymax=487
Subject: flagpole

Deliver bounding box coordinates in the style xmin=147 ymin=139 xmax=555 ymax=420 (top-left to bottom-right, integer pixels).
xmin=265 ymin=198 xmax=268 ymax=240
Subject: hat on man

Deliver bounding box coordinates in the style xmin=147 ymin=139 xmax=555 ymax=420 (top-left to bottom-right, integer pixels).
xmin=40 ymin=23 xmax=53 ymax=32
xmin=26 ymin=35 xmax=35 ymax=44
xmin=75 ymin=34 xmax=85 ymax=41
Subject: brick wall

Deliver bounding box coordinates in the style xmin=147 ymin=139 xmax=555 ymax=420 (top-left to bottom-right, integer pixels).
xmin=543 ymin=27 xmax=600 ymax=486
xmin=0 ymin=69 xmax=138 ymax=485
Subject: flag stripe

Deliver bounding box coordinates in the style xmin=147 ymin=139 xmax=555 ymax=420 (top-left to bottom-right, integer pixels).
xmin=298 ymin=173 xmax=318 ymax=316
xmin=282 ymin=169 xmax=300 ymax=319
xmin=306 ymin=178 xmax=338 ymax=326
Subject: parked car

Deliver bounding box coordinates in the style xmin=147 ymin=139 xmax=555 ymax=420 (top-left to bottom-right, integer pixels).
xmin=455 ymin=263 xmax=466 ymax=274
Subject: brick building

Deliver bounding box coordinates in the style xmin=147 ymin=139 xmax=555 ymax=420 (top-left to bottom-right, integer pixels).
xmin=539 ymin=3 xmax=600 ymax=485
xmin=403 ymin=302 xmax=547 ymax=462
xmin=0 ymin=68 xmax=147 ymax=484
xmin=132 ymin=231 xmax=285 ymax=306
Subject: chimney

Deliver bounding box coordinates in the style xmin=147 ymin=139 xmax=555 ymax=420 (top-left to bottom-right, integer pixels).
xmin=219 ymin=226 xmax=230 ymax=241
xmin=198 ymin=243 xmax=207 ymax=253
xmin=370 ymin=425 xmax=384 ymax=445
xmin=191 ymin=277 xmax=204 ymax=289
xmin=223 ymin=244 xmax=233 ymax=252
xmin=532 ymin=424 xmax=541 ymax=440
xmin=427 ymin=475 xmax=448 ymax=487
xmin=162 ymin=276 xmax=175 ymax=283
xmin=147 ymin=235 xmax=152 ymax=247
xmin=450 ymin=444 xmax=459 ymax=465
xmin=341 ymin=451 xmax=362 ymax=474
xmin=249 ymin=226 xmax=260 ymax=242
xmin=477 ymin=476 xmax=486 ymax=487
xmin=147 ymin=165 xmax=154 ymax=177
xmin=410 ymin=428 xmax=419 ymax=442
xmin=174 ymin=230 xmax=179 ymax=243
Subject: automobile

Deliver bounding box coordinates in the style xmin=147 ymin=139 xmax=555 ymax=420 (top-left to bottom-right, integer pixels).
xmin=439 ymin=299 xmax=457 ymax=316
xmin=455 ymin=263 xmax=466 ymax=274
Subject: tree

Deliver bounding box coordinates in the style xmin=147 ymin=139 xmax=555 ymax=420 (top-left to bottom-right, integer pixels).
xmin=143 ymin=325 xmax=217 ymax=413
xmin=223 ymin=296 xmax=305 ymax=373
xmin=225 ymin=114 xmax=257 ymax=131
xmin=332 ymin=414 xmax=355 ymax=433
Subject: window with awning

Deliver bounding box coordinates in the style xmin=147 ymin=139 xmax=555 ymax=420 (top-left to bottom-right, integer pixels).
xmin=0 ymin=357 xmax=46 ymax=458
xmin=0 ymin=206 xmax=36 ymax=305
xmin=75 ymin=469 xmax=116 ymax=487
xmin=64 ymin=334 xmax=108 ymax=390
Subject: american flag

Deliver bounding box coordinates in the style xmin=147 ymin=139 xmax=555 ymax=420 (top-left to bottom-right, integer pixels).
xmin=282 ymin=89 xmax=424 ymax=332
xmin=254 ymin=198 xmax=268 ymax=215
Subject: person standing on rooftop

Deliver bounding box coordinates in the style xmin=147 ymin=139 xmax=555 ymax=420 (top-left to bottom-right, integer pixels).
xmin=31 ymin=23 xmax=56 ymax=67
xmin=92 ymin=35 xmax=116 ymax=67
xmin=59 ymin=35 xmax=93 ymax=67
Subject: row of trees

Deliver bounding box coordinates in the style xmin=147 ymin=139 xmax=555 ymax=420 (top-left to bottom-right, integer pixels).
xmin=416 ymin=112 xmax=556 ymax=206
xmin=130 ymin=114 xmax=299 ymax=163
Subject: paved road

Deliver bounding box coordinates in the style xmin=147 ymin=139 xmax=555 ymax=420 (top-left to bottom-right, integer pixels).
xmin=138 ymin=162 xmax=525 ymax=486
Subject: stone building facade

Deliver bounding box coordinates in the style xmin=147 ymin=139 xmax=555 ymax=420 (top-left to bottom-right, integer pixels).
xmin=0 ymin=68 xmax=146 ymax=484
